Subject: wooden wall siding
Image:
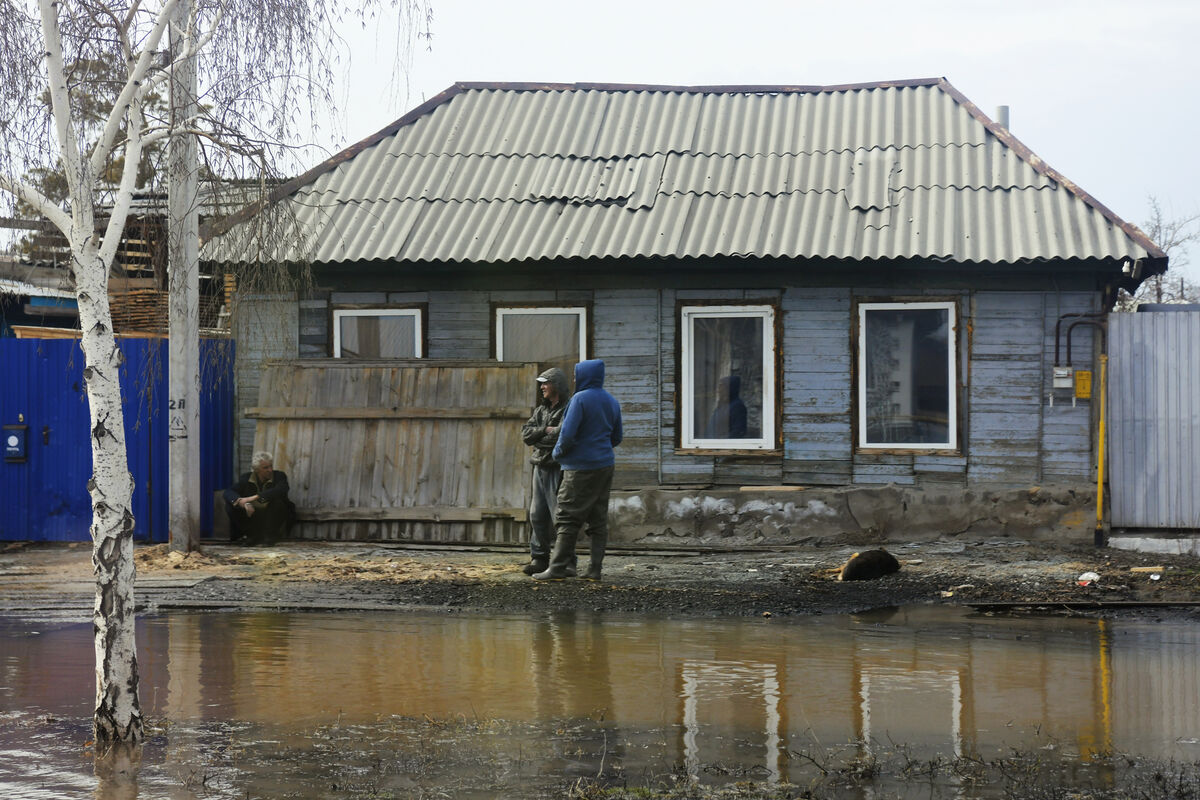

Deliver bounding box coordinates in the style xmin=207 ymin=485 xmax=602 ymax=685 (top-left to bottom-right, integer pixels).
xmin=593 ymin=289 xmax=660 ymax=487
xmin=248 ymin=359 xmax=537 ymax=542
xmin=298 ymin=296 xmax=329 ymax=357
xmin=913 ymin=454 xmax=969 ymax=486
xmin=1041 ymin=291 xmax=1098 ymax=482
xmin=967 ymin=292 xmax=1046 ymax=485
xmin=782 ymin=288 xmax=852 ymax=486
xmin=653 ymin=287 xmax=696 ymax=484
xmin=234 ymin=294 xmax=298 ymax=472
xmin=428 ymin=291 xmax=490 ymax=359
xmin=282 ymin=283 xmax=1101 ymax=493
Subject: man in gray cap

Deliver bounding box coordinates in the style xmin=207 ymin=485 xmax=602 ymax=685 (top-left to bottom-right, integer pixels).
xmin=519 ymin=367 xmax=574 ymax=575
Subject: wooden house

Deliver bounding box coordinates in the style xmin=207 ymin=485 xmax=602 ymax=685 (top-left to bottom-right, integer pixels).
xmin=205 ymin=79 xmax=1164 ymax=545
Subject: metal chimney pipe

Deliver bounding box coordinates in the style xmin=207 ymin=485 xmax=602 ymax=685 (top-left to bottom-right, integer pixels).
xmin=996 ymin=105 xmax=1010 ymax=129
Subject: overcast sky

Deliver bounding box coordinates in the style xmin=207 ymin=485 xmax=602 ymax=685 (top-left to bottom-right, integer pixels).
xmin=330 ymin=0 xmax=1199 ymax=276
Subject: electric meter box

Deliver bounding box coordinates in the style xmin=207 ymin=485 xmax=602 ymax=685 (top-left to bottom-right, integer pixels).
xmin=1052 ymin=367 xmax=1073 ymax=389
xmin=3 ymin=424 xmax=27 ymax=463
xmin=1074 ymin=370 xmax=1093 ymax=399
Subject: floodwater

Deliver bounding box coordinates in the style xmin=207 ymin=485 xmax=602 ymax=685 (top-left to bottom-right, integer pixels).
xmin=2 ymin=606 xmax=1200 ymax=798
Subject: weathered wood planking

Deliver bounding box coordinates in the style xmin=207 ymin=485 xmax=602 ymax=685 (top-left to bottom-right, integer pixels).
xmin=253 ymin=359 xmax=537 ymax=542
xmin=234 ymin=293 xmax=298 ymax=471
xmin=290 ymin=285 xmax=1102 ymax=495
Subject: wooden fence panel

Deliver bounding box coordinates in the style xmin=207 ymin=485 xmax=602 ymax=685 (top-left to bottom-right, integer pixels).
xmin=247 ymin=359 xmax=538 ymax=542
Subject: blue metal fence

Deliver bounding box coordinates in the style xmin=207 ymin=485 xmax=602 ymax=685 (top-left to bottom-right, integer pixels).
xmin=0 ymin=338 xmax=234 ymax=542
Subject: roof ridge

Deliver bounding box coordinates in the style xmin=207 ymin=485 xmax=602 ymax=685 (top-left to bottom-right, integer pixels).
xmin=451 ymin=78 xmax=946 ymax=94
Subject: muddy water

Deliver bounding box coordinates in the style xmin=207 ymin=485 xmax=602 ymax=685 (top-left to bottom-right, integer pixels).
xmin=3 ymin=606 xmax=1200 ymax=798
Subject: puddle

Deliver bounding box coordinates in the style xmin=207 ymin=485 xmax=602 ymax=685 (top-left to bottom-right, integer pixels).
xmin=3 ymin=606 xmax=1200 ymax=798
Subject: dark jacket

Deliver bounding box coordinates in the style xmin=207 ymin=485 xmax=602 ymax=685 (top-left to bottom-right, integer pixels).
xmin=521 ymin=367 xmax=571 ymax=468
xmin=223 ymin=470 xmax=291 ymax=508
xmin=552 ymin=359 xmax=622 ymax=471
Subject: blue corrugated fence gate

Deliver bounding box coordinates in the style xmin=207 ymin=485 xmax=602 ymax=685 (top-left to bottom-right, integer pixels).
xmin=1 ymin=338 xmax=234 ymax=542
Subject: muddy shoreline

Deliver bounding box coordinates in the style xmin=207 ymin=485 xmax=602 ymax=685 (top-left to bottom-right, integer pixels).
xmin=5 ymin=537 xmax=1199 ymax=621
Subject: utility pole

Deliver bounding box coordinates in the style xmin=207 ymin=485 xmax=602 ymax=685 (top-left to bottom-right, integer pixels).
xmin=168 ymin=0 xmax=200 ymax=552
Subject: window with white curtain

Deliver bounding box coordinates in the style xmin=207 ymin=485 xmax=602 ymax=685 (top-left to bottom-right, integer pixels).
xmin=680 ymin=305 xmax=776 ymax=450
xmin=332 ymin=308 xmax=423 ymax=358
xmin=495 ymin=306 xmax=587 ymax=386
xmin=857 ymin=301 xmax=957 ymax=449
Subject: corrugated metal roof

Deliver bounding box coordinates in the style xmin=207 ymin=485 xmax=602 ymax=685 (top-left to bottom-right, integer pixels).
xmin=205 ymin=79 xmax=1164 ymax=269
xmin=0 ymin=278 xmax=75 ymax=299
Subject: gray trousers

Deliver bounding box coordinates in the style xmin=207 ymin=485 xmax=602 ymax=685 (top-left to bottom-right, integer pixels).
xmin=528 ymin=465 xmax=562 ymax=558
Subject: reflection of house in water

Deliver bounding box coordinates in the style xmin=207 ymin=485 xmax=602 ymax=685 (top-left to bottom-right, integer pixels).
xmin=679 ymin=661 xmax=783 ymax=782
xmin=857 ymin=668 xmax=963 ymax=757
xmin=17 ymin=611 xmax=1171 ymax=782
xmin=662 ymin=609 xmax=1143 ymax=777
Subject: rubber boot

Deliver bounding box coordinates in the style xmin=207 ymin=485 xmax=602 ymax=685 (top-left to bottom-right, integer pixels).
xmin=583 ymin=532 xmax=606 ymax=581
xmin=521 ymin=557 xmax=548 ymax=576
xmin=565 ymin=553 xmax=578 ymax=578
xmin=533 ymin=534 xmax=576 ymax=580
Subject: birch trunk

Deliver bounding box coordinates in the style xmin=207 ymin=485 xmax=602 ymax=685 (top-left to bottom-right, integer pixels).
xmin=76 ymin=240 xmax=143 ymax=743
xmin=28 ymin=0 xmax=143 ymax=743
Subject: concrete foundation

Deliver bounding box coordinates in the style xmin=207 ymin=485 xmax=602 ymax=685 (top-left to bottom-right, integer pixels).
xmin=608 ymin=484 xmax=1096 ymax=547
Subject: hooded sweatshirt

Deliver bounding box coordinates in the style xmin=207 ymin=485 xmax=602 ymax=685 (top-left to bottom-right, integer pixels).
xmin=552 ymin=359 xmax=623 ymax=471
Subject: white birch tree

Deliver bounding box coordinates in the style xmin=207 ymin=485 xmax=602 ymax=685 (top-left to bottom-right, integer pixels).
xmin=0 ymin=0 xmax=430 ymax=745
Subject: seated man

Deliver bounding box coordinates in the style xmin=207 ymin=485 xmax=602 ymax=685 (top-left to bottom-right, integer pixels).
xmin=222 ymin=451 xmax=295 ymax=545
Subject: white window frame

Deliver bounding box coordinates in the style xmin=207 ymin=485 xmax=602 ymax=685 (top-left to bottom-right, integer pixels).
xmin=332 ymin=308 xmax=424 ymax=358
xmin=494 ymin=306 xmax=588 ymax=362
xmin=857 ymin=300 xmax=957 ymax=451
xmin=680 ymin=304 xmax=776 ymax=451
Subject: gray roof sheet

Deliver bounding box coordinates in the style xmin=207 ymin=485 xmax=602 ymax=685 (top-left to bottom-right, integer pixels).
xmin=205 ymin=78 xmax=1164 ymax=268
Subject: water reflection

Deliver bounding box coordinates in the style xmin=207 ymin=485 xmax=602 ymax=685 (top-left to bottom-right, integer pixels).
xmin=3 ymin=606 xmax=1200 ymax=798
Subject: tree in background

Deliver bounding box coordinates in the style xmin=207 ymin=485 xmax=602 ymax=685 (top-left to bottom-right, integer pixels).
xmin=0 ymin=0 xmax=430 ymax=747
xmin=1116 ymin=197 xmax=1200 ymax=310
xmin=8 ymin=56 xmax=167 ymax=258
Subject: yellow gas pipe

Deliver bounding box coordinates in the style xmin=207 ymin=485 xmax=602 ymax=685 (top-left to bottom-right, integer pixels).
xmin=1096 ymin=354 xmax=1108 ymax=545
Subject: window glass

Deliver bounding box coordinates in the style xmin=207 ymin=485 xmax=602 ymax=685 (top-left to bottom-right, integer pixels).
xmin=859 ymin=303 xmax=955 ymax=448
xmin=495 ymin=308 xmax=586 ymax=387
xmin=333 ymin=309 xmax=421 ymax=358
xmin=682 ymin=306 xmax=775 ymax=450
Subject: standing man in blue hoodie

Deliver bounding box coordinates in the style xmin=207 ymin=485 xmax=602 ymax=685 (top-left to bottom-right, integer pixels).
xmin=533 ymin=358 xmax=623 ymax=582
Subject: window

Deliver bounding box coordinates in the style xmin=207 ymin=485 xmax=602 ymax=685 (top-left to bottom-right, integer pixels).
xmin=332 ymin=308 xmax=423 ymax=358
xmin=857 ymin=301 xmax=957 ymax=449
xmin=680 ymin=305 xmax=776 ymax=450
xmin=495 ymin=307 xmax=587 ymax=381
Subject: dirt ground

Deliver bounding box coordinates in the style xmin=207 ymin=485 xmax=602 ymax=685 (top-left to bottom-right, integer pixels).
xmin=5 ymin=535 xmax=1200 ymax=620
